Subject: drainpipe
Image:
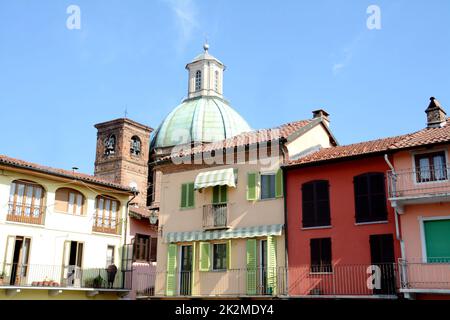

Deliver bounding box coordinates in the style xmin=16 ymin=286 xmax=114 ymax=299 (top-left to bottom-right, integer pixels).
xmin=384 ymin=154 xmax=410 ymax=299
xmin=122 ymin=190 xmax=138 ymax=290
xmin=280 ymin=141 xmax=289 ymax=296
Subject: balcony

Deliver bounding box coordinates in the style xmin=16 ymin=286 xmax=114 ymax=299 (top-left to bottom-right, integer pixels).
xmin=0 ymin=263 xmax=132 ymax=296
xmin=202 ymin=203 xmax=229 ymax=230
xmin=399 ymin=259 xmax=450 ymax=295
xmin=387 ymin=164 xmax=450 ymax=210
xmin=7 ymin=202 xmax=45 ymax=225
xmin=92 ymin=215 xmax=120 ymax=235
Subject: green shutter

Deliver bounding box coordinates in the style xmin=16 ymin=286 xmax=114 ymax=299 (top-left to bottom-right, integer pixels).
xmin=166 ymin=244 xmax=177 ymax=296
xmin=187 ymin=183 xmax=195 ymax=208
xmin=221 ymin=185 xmax=228 ymax=203
xmin=213 ymin=186 xmax=220 ymax=204
xmin=267 ymin=236 xmax=278 ymax=295
xmin=181 ymin=184 xmax=187 ymax=208
xmin=191 ymin=242 xmax=197 ymax=293
xmin=275 ymin=168 xmax=283 ymax=198
xmin=246 ymin=239 xmax=257 ymax=295
xmin=424 ymin=219 xmax=450 ymax=262
xmin=226 ymin=240 xmax=232 ymax=270
xmin=199 ymin=242 xmax=210 ymax=271
xmin=247 ymin=173 xmax=257 ymax=201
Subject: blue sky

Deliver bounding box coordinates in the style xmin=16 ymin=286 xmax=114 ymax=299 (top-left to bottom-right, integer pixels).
xmin=0 ymin=0 xmax=449 ymax=173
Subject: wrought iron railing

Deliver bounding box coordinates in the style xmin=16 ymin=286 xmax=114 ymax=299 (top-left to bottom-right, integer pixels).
xmin=92 ymin=214 xmax=120 ymax=234
xmin=0 ymin=263 xmax=131 ymax=290
xmin=398 ymin=259 xmax=450 ymax=291
xmin=7 ymin=202 xmax=45 ymax=225
xmin=387 ymin=164 xmax=450 ymax=199
xmin=203 ymin=203 xmax=228 ymax=230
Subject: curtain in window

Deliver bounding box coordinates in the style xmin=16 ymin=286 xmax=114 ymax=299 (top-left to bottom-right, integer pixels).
xmin=419 ymin=158 xmax=431 ymax=181
xmin=433 ymin=155 xmax=446 ymax=180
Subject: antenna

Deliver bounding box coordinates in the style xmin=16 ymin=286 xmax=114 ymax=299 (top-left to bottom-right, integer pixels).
xmin=124 ymin=106 xmax=128 ymax=118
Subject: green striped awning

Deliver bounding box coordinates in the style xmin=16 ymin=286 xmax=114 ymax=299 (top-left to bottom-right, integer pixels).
xmin=165 ymin=224 xmax=284 ymax=243
xmin=194 ymin=168 xmax=236 ymax=190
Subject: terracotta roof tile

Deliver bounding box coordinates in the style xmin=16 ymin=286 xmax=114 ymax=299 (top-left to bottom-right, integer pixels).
xmin=0 ymin=155 xmax=133 ymax=192
xmin=286 ymin=118 xmax=450 ymax=167
xmin=161 ymin=119 xmax=317 ymax=161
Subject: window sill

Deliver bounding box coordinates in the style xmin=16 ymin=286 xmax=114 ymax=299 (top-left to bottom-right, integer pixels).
xmin=210 ymin=269 xmax=227 ymax=273
xmin=258 ymin=197 xmax=281 ymax=202
xmin=301 ymin=225 xmax=332 ymax=230
xmin=309 ymin=271 xmax=334 ymax=275
xmin=54 ymin=210 xmax=86 ymax=217
xmin=355 ymin=220 xmax=388 ymax=226
xmin=180 ymin=206 xmax=195 ymax=211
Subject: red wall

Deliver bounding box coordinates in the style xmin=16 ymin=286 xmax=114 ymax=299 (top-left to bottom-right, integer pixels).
xmin=286 ymin=155 xmax=401 ymax=295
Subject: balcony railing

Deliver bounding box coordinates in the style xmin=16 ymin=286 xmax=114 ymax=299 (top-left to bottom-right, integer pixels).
xmin=0 ymin=263 xmax=132 ymax=290
xmin=7 ymin=202 xmax=45 ymax=225
xmin=203 ymin=203 xmax=229 ymax=230
xmin=136 ymin=264 xmax=399 ymax=298
xmin=387 ymin=164 xmax=450 ymax=199
xmin=92 ymin=215 xmax=120 ymax=234
xmin=399 ymin=259 xmax=450 ymax=292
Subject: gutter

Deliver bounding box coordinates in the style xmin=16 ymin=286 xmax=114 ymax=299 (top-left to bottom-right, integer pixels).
xmin=384 ymin=154 xmax=410 ymax=300
xmin=280 ymin=143 xmax=289 ymax=291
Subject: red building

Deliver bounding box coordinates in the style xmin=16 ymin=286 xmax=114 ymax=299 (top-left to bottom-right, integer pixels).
xmin=283 ymin=136 xmax=405 ymax=297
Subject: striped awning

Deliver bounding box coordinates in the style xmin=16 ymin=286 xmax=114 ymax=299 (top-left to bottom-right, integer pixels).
xmin=165 ymin=224 xmax=284 ymax=243
xmin=194 ymin=168 xmax=236 ymax=190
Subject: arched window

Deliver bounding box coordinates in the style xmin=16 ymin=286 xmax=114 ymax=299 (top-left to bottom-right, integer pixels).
xmin=353 ymin=172 xmax=387 ymax=223
xmin=104 ymin=134 xmax=116 ymax=156
xmin=8 ymin=180 xmax=45 ymax=224
xmin=215 ymin=70 xmax=219 ymax=92
xmin=195 ymin=70 xmax=202 ymax=91
xmin=55 ymin=188 xmax=85 ymax=215
xmin=93 ymin=195 xmax=120 ymax=234
xmin=130 ymin=136 xmax=141 ymax=156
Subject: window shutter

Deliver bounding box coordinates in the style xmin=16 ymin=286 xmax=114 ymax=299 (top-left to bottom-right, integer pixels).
xmin=275 ymin=168 xmax=283 ymax=198
xmin=302 ymin=182 xmax=315 ymax=227
xmin=310 ymin=239 xmax=321 ymax=268
xmin=247 ymin=173 xmax=258 ymax=201
xmin=191 ymin=242 xmax=197 ymax=292
xmin=226 ymin=240 xmax=232 ymax=270
xmin=221 ymin=185 xmax=228 ymax=203
xmin=199 ymin=242 xmax=210 ymax=271
xmin=246 ymin=239 xmax=257 ymax=295
xmin=150 ymin=237 xmax=157 ymax=262
xmin=267 ymin=236 xmax=278 ymax=295
xmin=166 ymin=244 xmax=177 ymax=296
xmin=213 ymin=186 xmax=220 ymax=204
xmin=187 ymin=183 xmax=195 ymax=208
xmin=181 ymin=184 xmax=187 ymax=208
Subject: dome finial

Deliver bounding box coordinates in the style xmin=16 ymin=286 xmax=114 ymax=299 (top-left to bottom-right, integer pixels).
xmin=203 ymin=40 xmax=209 ymax=52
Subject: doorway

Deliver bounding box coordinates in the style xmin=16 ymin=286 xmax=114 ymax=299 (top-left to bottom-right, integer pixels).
xmin=62 ymin=241 xmax=83 ymax=287
xmin=259 ymin=239 xmax=268 ymax=295
xmin=369 ymin=234 xmax=396 ymax=295
xmin=6 ymin=236 xmax=31 ymax=286
xmin=179 ymin=245 xmax=192 ymax=295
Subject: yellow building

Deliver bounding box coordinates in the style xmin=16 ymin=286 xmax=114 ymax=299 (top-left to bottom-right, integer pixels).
xmin=0 ymin=155 xmax=135 ymax=300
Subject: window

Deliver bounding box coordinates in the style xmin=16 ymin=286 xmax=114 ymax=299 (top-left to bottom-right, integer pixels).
xmin=93 ymin=195 xmax=120 ymax=234
xmin=261 ymin=174 xmax=276 ymax=199
xmin=212 ymin=243 xmax=227 ymax=270
xmin=302 ymin=180 xmax=331 ymax=228
xmin=415 ymin=151 xmax=447 ymax=182
xmin=133 ymin=234 xmax=157 ymax=262
xmin=215 ymin=70 xmax=219 ymax=92
xmin=55 ymin=188 xmax=85 ymax=215
xmin=8 ymin=180 xmax=45 ymax=224
xmin=106 ymin=245 xmax=115 ymax=266
xmin=195 ymin=70 xmax=202 ymax=91
xmin=213 ymin=185 xmax=227 ymax=204
xmin=130 ymin=136 xmax=141 ymax=156
xmin=180 ymin=183 xmax=195 ymax=208
xmin=104 ymin=134 xmax=116 ymax=155
xmin=424 ymin=219 xmax=450 ymax=263
xmin=310 ymin=238 xmax=332 ymax=273
xmin=353 ymin=172 xmax=388 ymax=223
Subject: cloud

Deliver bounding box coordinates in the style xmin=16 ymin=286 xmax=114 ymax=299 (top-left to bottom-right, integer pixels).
xmin=165 ymin=0 xmax=199 ymax=50
xmin=332 ymin=33 xmax=363 ymax=76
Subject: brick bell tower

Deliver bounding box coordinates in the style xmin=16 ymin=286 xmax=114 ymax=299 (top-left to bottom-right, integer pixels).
xmin=94 ymin=118 xmax=153 ymax=206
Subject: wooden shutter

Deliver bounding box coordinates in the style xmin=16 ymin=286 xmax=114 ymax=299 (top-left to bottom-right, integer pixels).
xmin=246 ymin=239 xmax=257 ymax=295
xmin=150 ymin=237 xmax=157 ymax=262
xmin=267 ymin=236 xmax=278 ymax=295
xmin=315 ymin=181 xmax=331 ymax=226
xmin=187 ymin=183 xmax=195 ymax=208
xmin=180 ymin=184 xmax=187 ymax=208
xmin=369 ymin=173 xmax=388 ymax=221
xmin=424 ymin=220 xmax=450 ymax=262
xmin=166 ymin=244 xmax=177 ymax=296
xmin=199 ymin=242 xmax=210 ymax=271
xmin=247 ymin=173 xmax=258 ymax=201
xmin=4 ymin=235 xmax=16 ymax=277
xmin=354 ymin=174 xmax=370 ymax=223
xmin=302 ymin=182 xmax=315 ymax=227
xmin=275 ymin=168 xmax=283 ymax=198
xmin=310 ymin=239 xmax=321 ymax=269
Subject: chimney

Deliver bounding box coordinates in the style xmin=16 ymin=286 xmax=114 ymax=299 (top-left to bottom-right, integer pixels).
xmin=312 ymin=109 xmax=330 ymax=127
xmin=425 ymin=97 xmax=447 ymax=128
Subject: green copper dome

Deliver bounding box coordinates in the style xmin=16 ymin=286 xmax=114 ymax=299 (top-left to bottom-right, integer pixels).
xmin=151 ymin=96 xmax=252 ymax=149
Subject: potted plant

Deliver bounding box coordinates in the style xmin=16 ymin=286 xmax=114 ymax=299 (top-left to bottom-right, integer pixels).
xmin=93 ymin=275 xmax=104 ymax=288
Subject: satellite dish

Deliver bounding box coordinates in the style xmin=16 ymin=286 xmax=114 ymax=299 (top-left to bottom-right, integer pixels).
xmin=129 ymin=181 xmax=138 ymax=192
